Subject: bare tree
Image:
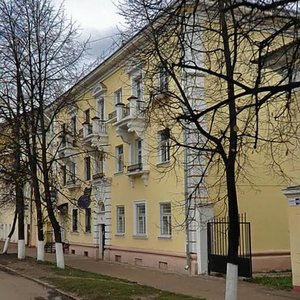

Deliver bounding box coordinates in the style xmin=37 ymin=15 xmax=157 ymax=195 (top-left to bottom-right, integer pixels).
xmin=0 ymin=0 xmax=87 ymax=268
xmin=118 ymin=0 xmax=300 ymax=299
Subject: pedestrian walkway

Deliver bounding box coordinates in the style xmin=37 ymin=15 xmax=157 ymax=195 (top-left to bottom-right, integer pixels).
xmin=3 ymin=243 xmax=300 ymax=300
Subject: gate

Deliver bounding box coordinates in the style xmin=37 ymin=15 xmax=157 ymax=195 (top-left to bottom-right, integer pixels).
xmin=207 ymin=214 xmax=252 ymax=278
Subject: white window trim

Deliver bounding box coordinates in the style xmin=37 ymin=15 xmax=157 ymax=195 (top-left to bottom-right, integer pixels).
xmin=72 ymin=208 xmax=79 ymax=233
xmin=115 ymin=145 xmax=124 ymax=173
xmin=97 ymin=97 xmax=106 ymax=120
xmin=116 ymin=205 xmax=125 ymax=234
xmin=133 ymin=201 xmax=147 ymax=237
xmin=158 ymin=130 xmax=170 ymax=164
xmin=131 ymin=71 xmax=143 ymax=100
xmin=159 ymin=202 xmax=172 ymax=238
xmin=114 ymin=88 xmax=123 ymax=105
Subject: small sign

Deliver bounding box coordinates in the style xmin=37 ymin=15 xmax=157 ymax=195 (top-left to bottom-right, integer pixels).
xmin=288 ymin=198 xmax=300 ymax=206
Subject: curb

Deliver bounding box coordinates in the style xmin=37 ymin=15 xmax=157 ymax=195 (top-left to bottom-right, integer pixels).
xmin=0 ymin=263 xmax=81 ymax=300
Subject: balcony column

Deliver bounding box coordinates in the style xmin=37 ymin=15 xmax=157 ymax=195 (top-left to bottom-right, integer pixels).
xmin=116 ymin=103 xmax=125 ymax=122
xmin=128 ymin=95 xmax=138 ymax=117
xmin=92 ymin=117 xmax=100 ymax=134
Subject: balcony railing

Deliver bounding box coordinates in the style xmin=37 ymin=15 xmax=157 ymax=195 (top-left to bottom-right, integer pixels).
xmin=83 ymin=119 xmax=107 ymax=139
xmin=127 ymin=162 xmax=143 ymax=173
xmin=67 ymin=176 xmax=76 ymax=185
xmin=108 ymin=110 xmax=117 ymax=120
xmin=93 ymin=119 xmax=107 ymax=134
xmin=83 ymin=123 xmax=93 ymax=138
xmin=115 ymin=98 xmax=144 ymax=123
xmin=92 ymin=172 xmax=104 ymax=180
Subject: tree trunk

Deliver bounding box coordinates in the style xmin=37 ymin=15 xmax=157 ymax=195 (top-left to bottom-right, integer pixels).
xmin=16 ymin=183 xmax=25 ymax=260
xmin=39 ymin=98 xmax=64 ymax=268
xmin=30 ymin=165 xmax=45 ymax=261
xmin=2 ymin=207 xmax=18 ymax=254
xmin=225 ymin=162 xmax=240 ymax=300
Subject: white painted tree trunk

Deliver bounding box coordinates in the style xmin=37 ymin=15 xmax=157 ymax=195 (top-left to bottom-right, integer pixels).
xmin=2 ymin=237 xmax=11 ymax=254
xmin=17 ymin=239 xmax=25 ymax=260
xmin=37 ymin=240 xmax=45 ymax=261
xmin=55 ymin=243 xmax=65 ymax=269
xmin=225 ymin=263 xmax=238 ymax=300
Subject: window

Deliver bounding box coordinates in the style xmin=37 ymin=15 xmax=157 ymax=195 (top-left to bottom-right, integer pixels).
xmin=116 ymin=206 xmax=125 ymax=234
xmin=72 ymin=208 xmax=78 ymax=232
xmin=85 ymin=109 xmax=90 ymax=123
xmin=158 ymin=129 xmax=170 ymax=163
xmin=114 ymin=89 xmax=122 ymax=105
xmin=132 ymin=139 xmax=142 ymax=164
xmin=84 ymin=156 xmax=91 ymax=180
xmin=115 ymin=145 xmax=124 ymax=172
xmin=95 ymin=152 xmax=104 ymax=175
xmin=61 ymin=165 xmax=67 ymax=186
xmin=135 ymin=77 xmax=142 ymax=100
xmin=97 ymin=98 xmax=105 ymax=120
xmin=84 ymin=109 xmax=92 ymax=134
xmin=70 ymin=116 xmax=77 ymax=136
xmin=85 ymin=208 xmax=91 ymax=233
xmin=61 ymin=123 xmax=66 ymax=147
xmin=135 ymin=202 xmax=146 ymax=235
xmin=69 ymin=162 xmax=76 ymax=184
xmin=133 ymin=77 xmax=143 ymax=111
xmin=160 ymin=203 xmax=172 ymax=236
xmin=128 ymin=140 xmax=142 ymax=172
xmin=158 ymin=66 xmax=168 ymax=92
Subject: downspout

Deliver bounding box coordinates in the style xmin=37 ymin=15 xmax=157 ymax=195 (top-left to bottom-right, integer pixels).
xmin=184 ymin=127 xmax=191 ymax=271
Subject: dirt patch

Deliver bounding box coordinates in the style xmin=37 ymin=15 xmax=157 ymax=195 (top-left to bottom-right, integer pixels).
xmin=0 ymin=254 xmax=55 ymax=280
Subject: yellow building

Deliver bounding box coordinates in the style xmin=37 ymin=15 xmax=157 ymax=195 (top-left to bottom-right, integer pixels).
xmin=47 ymin=32 xmax=295 ymax=276
xmin=52 ymin=51 xmax=213 ymax=274
xmin=1 ymin=4 xmax=297 ymax=276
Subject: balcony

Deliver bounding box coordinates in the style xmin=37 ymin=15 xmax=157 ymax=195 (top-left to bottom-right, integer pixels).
xmin=66 ymin=177 xmax=81 ymax=190
xmin=92 ymin=172 xmax=105 ymax=181
xmin=58 ymin=137 xmax=78 ymax=161
xmin=82 ymin=117 xmax=108 ymax=150
xmin=126 ymin=162 xmax=149 ymax=187
xmin=108 ymin=110 xmax=117 ymax=121
xmin=114 ymin=96 xmax=146 ymax=143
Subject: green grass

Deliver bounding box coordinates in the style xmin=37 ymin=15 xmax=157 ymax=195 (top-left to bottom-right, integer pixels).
xmin=44 ymin=265 xmax=204 ymax=300
xmin=249 ymin=275 xmax=292 ymax=290
xmin=0 ymin=256 xmax=205 ymax=299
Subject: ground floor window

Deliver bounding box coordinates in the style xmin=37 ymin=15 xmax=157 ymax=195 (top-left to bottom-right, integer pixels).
xmin=85 ymin=208 xmax=91 ymax=233
xmin=72 ymin=208 xmax=78 ymax=232
xmin=135 ymin=202 xmax=146 ymax=235
xmin=116 ymin=206 xmax=125 ymax=234
xmin=160 ymin=202 xmax=171 ymax=236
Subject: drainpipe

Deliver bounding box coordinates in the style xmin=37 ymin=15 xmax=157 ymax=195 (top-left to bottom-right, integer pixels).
xmin=184 ymin=127 xmax=191 ymax=271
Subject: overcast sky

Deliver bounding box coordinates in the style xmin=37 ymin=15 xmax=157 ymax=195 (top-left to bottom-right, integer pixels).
xmin=54 ymin=0 xmax=125 ymax=63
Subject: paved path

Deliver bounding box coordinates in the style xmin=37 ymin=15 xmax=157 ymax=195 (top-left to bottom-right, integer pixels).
xmin=2 ymin=243 xmax=300 ymax=300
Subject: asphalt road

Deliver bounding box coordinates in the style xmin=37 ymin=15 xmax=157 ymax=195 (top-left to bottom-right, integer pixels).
xmin=0 ymin=270 xmax=71 ymax=300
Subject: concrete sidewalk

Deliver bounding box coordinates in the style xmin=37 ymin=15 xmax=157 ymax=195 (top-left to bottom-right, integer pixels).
xmin=3 ymin=243 xmax=300 ymax=300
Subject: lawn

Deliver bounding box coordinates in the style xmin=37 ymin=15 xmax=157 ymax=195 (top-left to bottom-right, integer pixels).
xmin=48 ymin=265 xmax=204 ymax=300
xmin=249 ymin=275 xmax=292 ymax=290
xmin=0 ymin=255 xmax=205 ymax=300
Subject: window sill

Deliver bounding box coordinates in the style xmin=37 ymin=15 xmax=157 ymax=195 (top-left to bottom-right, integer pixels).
xmin=115 ymin=233 xmax=125 ymax=237
xmin=158 ymin=235 xmax=172 ymax=240
xmin=84 ymin=231 xmax=92 ymax=235
xmin=156 ymin=161 xmax=170 ymax=167
xmin=114 ymin=171 xmax=124 ymax=176
xmin=133 ymin=235 xmax=148 ymax=240
xmin=71 ymin=231 xmax=79 ymax=235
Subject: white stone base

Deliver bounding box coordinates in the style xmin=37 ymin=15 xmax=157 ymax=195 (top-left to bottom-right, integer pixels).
xmin=55 ymin=243 xmax=65 ymax=269
xmin=37 ymin=240 xmax=45 ymax=261
xmin=17 ymin=240 xmax=25 ymax=260
xmin=225 ymin=263 xmax=238 ymax=300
